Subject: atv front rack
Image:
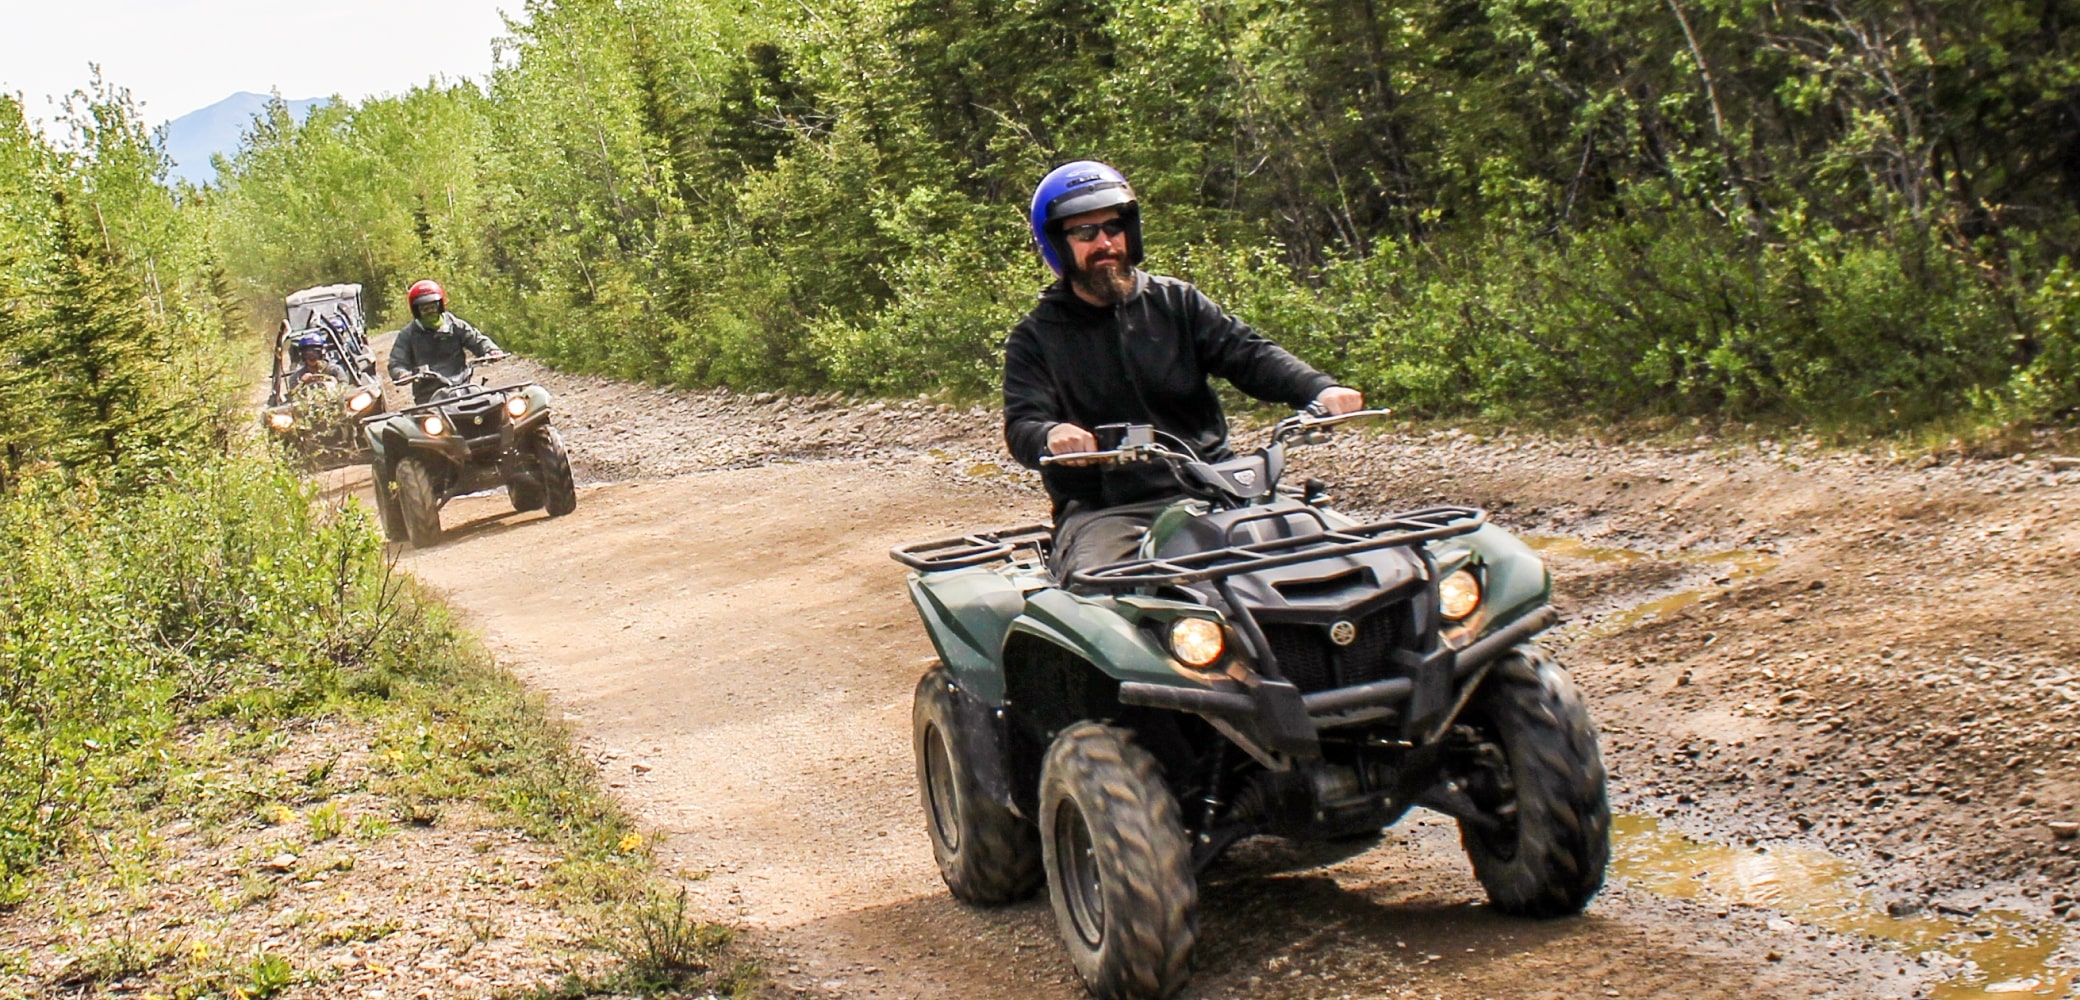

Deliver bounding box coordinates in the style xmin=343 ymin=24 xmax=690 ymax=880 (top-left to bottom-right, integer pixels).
xmin=381 ymin=381 xmax=539 ymax=419
xmin=891 ymin=523 xmax=1054 ymax=571
xmin=1069 ymin=505 xmax=1485 ymax=590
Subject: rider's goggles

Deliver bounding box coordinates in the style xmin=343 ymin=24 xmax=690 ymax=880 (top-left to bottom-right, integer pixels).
xmin=1061 ymin=218 xmax=1129 ymax=243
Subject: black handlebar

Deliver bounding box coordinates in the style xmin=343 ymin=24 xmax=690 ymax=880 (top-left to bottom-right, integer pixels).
xmin=392 ymin=354 xmax=509 ymax=387
xmin=1037 ymin=407 xmax=1392 ymax=468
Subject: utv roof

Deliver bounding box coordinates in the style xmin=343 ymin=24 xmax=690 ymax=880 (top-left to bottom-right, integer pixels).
xmin=285 ymin=283 xmax=365 ymax=332
xmin=285 ymin=283 xmax=362 ymax=306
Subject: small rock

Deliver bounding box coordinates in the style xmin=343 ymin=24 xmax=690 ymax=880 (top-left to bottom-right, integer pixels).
xmin=259 ymin=852 xmax=298 ymax=873
xmin=2050 ymin=822 xmax=2079 ymax=841
xmin=2048 ymin=456 xmax=2080 ymax=472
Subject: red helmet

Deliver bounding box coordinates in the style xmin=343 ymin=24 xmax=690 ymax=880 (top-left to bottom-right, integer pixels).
xmin=406 ymin=279 xmax=447 ymax=316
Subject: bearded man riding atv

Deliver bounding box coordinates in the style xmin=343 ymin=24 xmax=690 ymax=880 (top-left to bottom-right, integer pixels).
xmin=895 ymin=161 xmax=1609 ymax=1000
xmin=388 ymin=280 xmax=507 ymax=401
xmin=1006 ymin=161 xmax=1364 ymax=573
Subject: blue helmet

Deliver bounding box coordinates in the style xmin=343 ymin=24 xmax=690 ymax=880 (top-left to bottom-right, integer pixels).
xmin=295 ymin=332 xmax=327 ymax=351
xmin=1029 ymin=160 xmax=1142 ymax=277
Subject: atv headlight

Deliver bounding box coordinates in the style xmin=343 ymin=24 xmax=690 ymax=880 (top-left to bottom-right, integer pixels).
xmin=1168 ymin=618 xmax=1226 ymax=668
xmin=346 ymin=390 xmax=376 ymax=414
xmin=421 ymin=415 xmax=446 ymax=436
xmin=505 ymin=395 xmax=528 ymax=418
xmin=1439 ymin=568 xmax=1482 ymax=621
xmin=267 ymin=411 xmax=295 ymax=430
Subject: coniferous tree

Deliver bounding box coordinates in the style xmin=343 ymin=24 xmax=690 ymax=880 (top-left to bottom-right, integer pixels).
xmin=0 ymin=258 xmax=47 ymax=490
xmin=32 ymin=190 xmax=182 ymax=469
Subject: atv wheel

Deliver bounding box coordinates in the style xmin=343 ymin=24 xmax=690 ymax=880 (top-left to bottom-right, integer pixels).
xmin=1039 ymin=722 xmax=1195 ymax=1000
xmin=394 ymin=457 xmax=444 ymax=548
xmin=507 ymin=467 xmax=545 ymax=513
xmin=536 ymin=427 xmax=577 ymax=517
xmin=1455 ymin=644 xmax=1610 ymax=917
xmin=912 ymin=666 xmax=1041 ymax=904
xmin=372 ymin=471 xmax=409 ymax=542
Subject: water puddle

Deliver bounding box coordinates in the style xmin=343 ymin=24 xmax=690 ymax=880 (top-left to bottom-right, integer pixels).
xmin=1525 ymin=536 xmax=1662 ymax=565
xmin=1615 ymin=816 xmax=2074 ymax=997
xmin=1525 ymin=536 xmax=1781 ymax=637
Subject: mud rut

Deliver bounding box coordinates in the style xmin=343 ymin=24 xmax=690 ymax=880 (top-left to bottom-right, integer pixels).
xmin=342 ymin=348 xmax=2079 ymax=1000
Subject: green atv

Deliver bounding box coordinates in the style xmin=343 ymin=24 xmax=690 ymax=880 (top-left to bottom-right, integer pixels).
xmin=362 ymin=358 xmax=577 ymax=547
xmin=891 ymin=409 xmax=1608 ymax=1000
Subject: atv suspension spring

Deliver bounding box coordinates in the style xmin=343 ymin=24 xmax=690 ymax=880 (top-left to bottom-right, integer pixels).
xmin=1197 ymin=743 xmax=1228 ymax=836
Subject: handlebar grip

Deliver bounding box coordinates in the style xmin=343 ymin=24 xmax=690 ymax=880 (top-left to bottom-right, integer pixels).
xmin=1040 ymin=449 xmax=1127 ymax=467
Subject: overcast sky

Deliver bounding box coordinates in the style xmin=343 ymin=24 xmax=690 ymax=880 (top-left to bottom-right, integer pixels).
xmin=0 ymin=0 xmax=517 ymax=127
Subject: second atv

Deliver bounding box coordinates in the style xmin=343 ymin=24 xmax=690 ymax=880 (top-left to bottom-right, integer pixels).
xmin=363 ymin=357 xmax=577 ymax=547
xmin=892 ymin=408 xmax=1609 ymax=1000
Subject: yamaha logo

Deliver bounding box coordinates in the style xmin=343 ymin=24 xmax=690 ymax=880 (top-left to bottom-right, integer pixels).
xmin=1329 ymin=620 xmax=1357 ymax=646
xmin=1234 ymin=469 xmax=1257 ymax=487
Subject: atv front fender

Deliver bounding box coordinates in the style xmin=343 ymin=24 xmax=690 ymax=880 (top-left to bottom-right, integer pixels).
xmin=1011 ymin=588 xmax=1182 ymax=688
xmin=905 ymin=573 xmax=1188 ymax=707
xmin=1430 ymin=525 xmax=1552 ymax=644
xmin=367 ymin=416 xmax=472 ymax=471
xmin=907 ymin=572 xmax=1026 ymax=704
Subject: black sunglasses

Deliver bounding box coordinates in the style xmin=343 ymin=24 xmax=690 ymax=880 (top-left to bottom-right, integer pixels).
xmin=1062 ymin=218 xmax=1129 ymax=242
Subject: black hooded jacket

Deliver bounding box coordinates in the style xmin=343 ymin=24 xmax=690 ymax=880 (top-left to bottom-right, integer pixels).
xmin=1003 ymin=271 xmax=1336 ymax=518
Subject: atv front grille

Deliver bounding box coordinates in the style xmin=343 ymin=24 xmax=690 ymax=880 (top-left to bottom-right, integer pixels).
xmin=1262 ymin=610 xmax=1403 ymax=694
xmin=442 ymin=395 xmax=506 ymax=438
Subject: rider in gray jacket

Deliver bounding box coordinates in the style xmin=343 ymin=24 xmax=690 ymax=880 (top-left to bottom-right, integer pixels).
xmin=388 ymin=279 xmax=505 ymax=403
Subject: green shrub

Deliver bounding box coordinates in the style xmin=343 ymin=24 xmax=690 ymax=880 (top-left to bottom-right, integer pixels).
xmin=0 ymin=453 xmax=382 ymax=900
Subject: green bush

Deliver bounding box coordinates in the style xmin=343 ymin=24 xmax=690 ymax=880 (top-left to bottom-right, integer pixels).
xmin=0 ymin=454 xmax=381 ymax=900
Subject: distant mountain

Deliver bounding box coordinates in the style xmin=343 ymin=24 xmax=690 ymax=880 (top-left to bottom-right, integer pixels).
xmin=161 ymin=92 xmax=328 ymax=187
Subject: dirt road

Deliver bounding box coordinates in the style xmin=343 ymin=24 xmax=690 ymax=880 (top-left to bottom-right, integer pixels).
xmin=370 ymin=355 xmax=2079 ymax=999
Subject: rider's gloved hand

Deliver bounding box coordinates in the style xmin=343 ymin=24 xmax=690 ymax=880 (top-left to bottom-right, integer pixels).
xmin=1046 ymin=422 xmax=1102 ymax=466
xmin=1313 ymin=386 xmax=1364 ymax=416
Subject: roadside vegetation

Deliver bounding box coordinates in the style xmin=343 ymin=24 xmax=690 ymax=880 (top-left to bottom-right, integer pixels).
xmin=205 ymin=0 xmax=2080 ymax=438
xmin=0 ymin=86 xmax=748 ymax=997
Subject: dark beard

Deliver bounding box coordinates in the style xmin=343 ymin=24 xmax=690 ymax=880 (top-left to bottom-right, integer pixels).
xmin=1070 ymin=257 xmax=1136 ymax=305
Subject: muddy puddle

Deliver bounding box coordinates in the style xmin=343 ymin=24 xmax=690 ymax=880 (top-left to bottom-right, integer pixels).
xmin=1527 ymin=536 xmax=1780 ymax=637
xmin=1614 ymin=816 xmax=2074 ymax=997
xmin=1527 ymin=535 xmax=2075 ymax=996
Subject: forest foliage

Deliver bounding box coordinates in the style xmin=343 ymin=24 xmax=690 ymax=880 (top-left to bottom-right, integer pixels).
xmin=0 ymin=79 xmax=344 ymax=894
xmin=204 ymin=0 xmax=2080 ymax=431
xmin=0 ymin=84 xmax=656 ymax=910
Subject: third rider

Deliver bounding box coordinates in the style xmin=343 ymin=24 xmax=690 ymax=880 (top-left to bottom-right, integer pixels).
xmin=1003 ymin=160 xmax=1364 ymax=581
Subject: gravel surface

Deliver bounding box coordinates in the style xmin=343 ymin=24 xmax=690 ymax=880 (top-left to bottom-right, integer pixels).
xmin=447 ymin=352 xmax=2079 ymax=997
xmin=15 ymin=340 xmax=2070 ymax=999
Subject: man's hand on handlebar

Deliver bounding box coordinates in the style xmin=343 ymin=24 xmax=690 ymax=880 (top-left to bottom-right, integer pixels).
xmin=1314 ymin=385 xmax=1364 ymax=416
xmin=481 ymin=351 xmax=510 ymax=362
xmin=1045 ymin=422 xmax=1103 ymax=466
